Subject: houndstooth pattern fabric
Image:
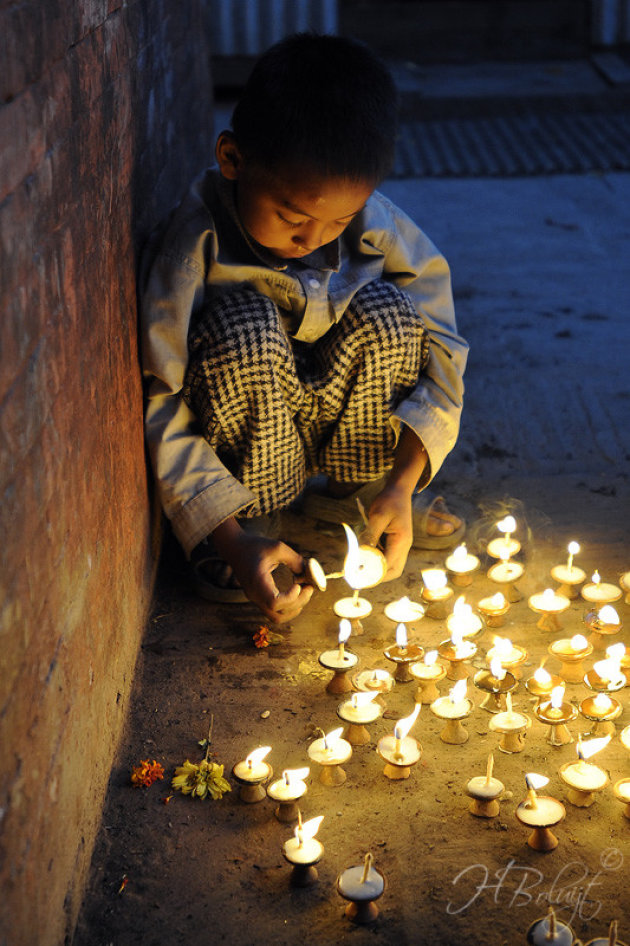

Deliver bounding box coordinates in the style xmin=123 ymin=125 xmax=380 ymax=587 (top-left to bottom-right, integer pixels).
xmin=183 ymin=280 xmax=429 ymax=517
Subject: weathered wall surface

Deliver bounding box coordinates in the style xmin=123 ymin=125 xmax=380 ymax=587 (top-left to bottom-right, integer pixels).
xmin=0 ymin=3 xmax=214 ymax=943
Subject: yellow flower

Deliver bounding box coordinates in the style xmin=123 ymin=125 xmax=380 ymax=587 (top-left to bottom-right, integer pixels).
xmin=171 ymin=759 xmax=231 ymax=800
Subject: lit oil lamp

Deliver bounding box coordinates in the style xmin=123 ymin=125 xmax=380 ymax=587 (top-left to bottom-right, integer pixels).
xmin=232 ymin=746 xmax=273 ymax=803
xmin=410 ymin=650 xmax=446 ymax=704
xmin=526 ymin=906 xmax=575 ymax=946
xmin=352 ymin=667 xmax=394 ymax=703
xmin=446 ymin=595 xmax=484 ymax=640
xmin=584 ymin=919 xmax=629 ymax=946
xmin=579 ymin=691 xmax=622 ymax=737
xmin=383 ymin=595 xmax=425 ymax=626
xmin=319 ymin=619 xmax=358 ymax=695
xmin=550 ymin=541 xmax=585 ymax=599
xmin=337 ymin=691 xmax=382 ymax=745
xmin=473 ymin=657 xmax=517 ymax=713
xmin=430 ymin=679 xmax=473 ymax=745
xmin=528 ymin=587 xmax=570 ymax=633
xmin=584 ymin=644 xmax=627 ymax=693
xmin=486 ymin=634 xmax=528 ymax=680
xmin=488 ymin=692 xmax=531 ymax=753
xmin=477 ymin=591 xmax=510 ymax=628
xmin=377 ymin=704 xmax=421 ymax=780
xmin=535 ymin=685 xmax=577 ymax=746
xmin=581 ymin=570 xmax=622 ymax=606
xmin=613 ymin=779 xmax=630 ymax=820
xmin=445 ymin=543 xmax=480 ymax=587
xmin=559 ymin=735 xmax=611 ymax=807
xmin=307 ymin=727 xmax=352 ymax=786
xmin=584 ymin=605 xmax=622 ymax=651
xmin=622 ymin=724 xmax=630 ymax=751
xmin=383 ymin=622 xmax=423 ymax=683
xmin=620 ymin=571 xmax=630 ymax=605
xmin=487 ymin=550 xmax=525 ymax=602
xmin=516 ymin=773 xmax=565 ymax=851
xmin=337 ymin=852 xmax=385 ymax=924
xmin=487 ymin=515 xmax=520 ymax=560
xmin=547 ymin=633 xmax=592 ymax=684
xmin=333 ymin=523 xmax=386 ymax=622
xmin=283 ymin=813 xmax=324 ymax=887
xmin=525 ymin=665 xmax=564 ymax=709
xmin=466 ymin=753 xmax=504 ymax=818
xmin=267 ymin=767 xmax=310 ymax=823
xmin=438 ymin=626 xmax=477 ymax=681
xmin=420 ymin=567 xmax=454 ymax=619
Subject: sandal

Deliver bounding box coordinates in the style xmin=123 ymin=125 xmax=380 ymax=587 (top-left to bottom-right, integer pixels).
xmin=412 ymin=492 xmax=466 ymax=550
xmin=190 ymin=556 xmax=249 ymax=603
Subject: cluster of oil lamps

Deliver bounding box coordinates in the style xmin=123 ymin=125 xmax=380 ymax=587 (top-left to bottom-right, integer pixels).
xmin=229 ymin=519 xmax=628 ymax=929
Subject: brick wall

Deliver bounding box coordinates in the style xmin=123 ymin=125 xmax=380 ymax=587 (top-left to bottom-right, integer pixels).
xmin=0 ymin=3 xmax=214 ymax=944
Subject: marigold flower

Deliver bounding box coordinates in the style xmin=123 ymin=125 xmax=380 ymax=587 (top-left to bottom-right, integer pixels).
xmin=131 ymin=759 xmax=164 ymax=788
xmin=172 ymin=759 xmax=231 ymax=800
xmin=253 ymin=626 xmax=271 ymax=648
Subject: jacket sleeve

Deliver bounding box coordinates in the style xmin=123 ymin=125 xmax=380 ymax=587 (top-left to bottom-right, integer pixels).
xmin=141 ymin=216 xmax=256 ymax=557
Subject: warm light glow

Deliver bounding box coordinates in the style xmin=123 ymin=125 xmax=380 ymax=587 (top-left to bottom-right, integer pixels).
xmin=283 ymin=767 xmax=310 ymax=785
xmin=425 ymin=650 xmax=438 ymax=667
xmin=534 ymin=667 xmax=552 ymax=685
xmin=370 ymin=669 xmax=390 ymax=682
xmin=598 ymin=605 xmax=619 ymax=624
xmin=570 ymin=634 xmax=588 ymax=651
xmin=246 ymin=746 xmax=272 ymax=768
xmin=592 ymin=693 xmax=613 ymax=712
xmin=591 ymin=570 xmax=601 ymax=585
xmin=350 ymin=691 xmax=377 ymax=709
xmin=567 ymin=541 xmax=580 ymax=555
xmin=492 ymin=636 xmax=513 ymax=659
xmin=526 ymin=772 xmax=549 ymax=791
xmin=338 ymin=619 xmax=351 ymax=645
xmin=296 ymin=815 xmax=324 ymax=845
xmin=550 ymin=686 xmax=565 ymax=710
xmin=452 ymin=544 xmax=469 ymax=565
xmin=541 ymin=588 xmax=556 ymax=606
xmin=497 ymin=516 xmax=516 ymax=535
xmin=490 ymin=657 xmax=506 ymax=680
xmin=593 ymin=657 xmax=624 ymax=686
xmin=453 ymin=595 xmax=473 ymax=620
xmin=451 ymin=626 xmax=464 ymax=649
xmin=395 ymin=623 xmax=408 ymax=649
xmin=490 ymin=592 xmax=506 ymax=608
xmin=449 ymin=679 xmax=468 ymax=704
xmin=606 ymin=642 xmax=625 ymax=661
xmin=393 ymin=703 xmax=420 ymax=741
xmin=576 ymin=735 xmax=611 ymax=761
xmin=322 ymin=727 xmax=344 ymax=751
xmin=422 ymin=567 xmax=448 ymax=592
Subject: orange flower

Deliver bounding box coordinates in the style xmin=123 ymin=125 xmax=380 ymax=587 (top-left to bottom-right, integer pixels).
xmin=253 ymin=626 xmax=271 ymax=648
xmin=131 ymin=759 xmax=164 ymax=788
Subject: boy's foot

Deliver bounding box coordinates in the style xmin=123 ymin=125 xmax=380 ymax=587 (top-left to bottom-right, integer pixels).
xmin=190 ymin=555 xmax=248 ymax=603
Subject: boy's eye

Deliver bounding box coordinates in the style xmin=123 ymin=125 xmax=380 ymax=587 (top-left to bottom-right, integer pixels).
xmin=277 ymin=213 xmax=302 ymax=229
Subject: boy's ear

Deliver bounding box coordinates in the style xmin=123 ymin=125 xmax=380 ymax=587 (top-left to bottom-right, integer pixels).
xmin=215 ymin=131 xmax=243 ymax=180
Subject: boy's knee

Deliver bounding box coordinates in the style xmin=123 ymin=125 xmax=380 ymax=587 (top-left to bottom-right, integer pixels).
xmin=189 ymin=288 xmax=285 ymax=362
xmin=348 ymin=280 xmax=419 ymax=346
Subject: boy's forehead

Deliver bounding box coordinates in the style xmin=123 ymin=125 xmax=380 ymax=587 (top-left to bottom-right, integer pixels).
xmin=266 ymin=170 xmax=374 ymax=218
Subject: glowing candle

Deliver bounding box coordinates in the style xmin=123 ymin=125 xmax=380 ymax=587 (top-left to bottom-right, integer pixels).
xmin=582 ymin=570 xmax=622 ymax=605
xmin=377 ymin=704 xmax=422 ymax=780
xmin=559 ymin=736 xmax=610 ymax=806
xmin=445 ymin=543 xmax=480 ymax=586
xmin=516 ymin=773 xmax=566 ymax=851
xmin=233 ymin=746 xmax=272 ymax=781
xmin=446 ymin=595 xmax=483 ymax=638
xmin=283 ymin=814 xmax=324 ymax=885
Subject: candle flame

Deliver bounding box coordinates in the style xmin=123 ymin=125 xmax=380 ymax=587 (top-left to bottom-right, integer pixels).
xmin=567 ymin=541 xmax=580 ymax=555
xmin=490 ymin=657 xmax=506 ymax=680
xmin=490 ymin=592 xmax=506 ymax=608
xmin=525 ymin=772 xmax=549 ymax=791
xmin=342 ymin=523 xmax=362 ymax=590
xmin=370 ymin=669 xmax=390 ymax=682
xmin=283 ymin=767 xmax=310 ymax=785
xmin=245 ymin=746 xmax=271 ymax=768
xmin=497 ymin=516 xmax=516 ymax=534
xmin=350 ymin=691 xmax=377 ymax=709
xmin=295 ymin=814 xmax=324 ymax=845
xmin=422 ymin=567 xmax=447 ymax=592
xmin=570 ymin=634 xmax=588 ymax=651
xmin=534 ymin=666 xmax=552 ymax=685
xmin=452 ymin=544 xmax=468 ymax=564
xmin=395 ymin=623 xmax=408 ymax=649
xmin=498 ymin=549 xmax=511 ymax=565
xmin=393 ymin=703 xmax=420 ymax=741
xmin=451 ymin=625 xmax=464 ymax=649
xmin=593 ymin=693 xmax=613 ymax=712
xmin=591 ymin=570 xmax=601 ymax=585
xmin=449 ymin=679 xmax=468 ymax=703
xmin=550 ymin=685 xmax=565 ymax=710
xmin=506 ymin=692 xmax=513 ymax=714
xmin=541 ymin=588 xmax=556 ymax=606
xmin=593 ymin=656 xmax=624 ymax=687
xmin=338 ymin=619 xmax=351 ymax=645
xmin=606 ymin=642 xmax=625 ymax=661
xmin=598 ymin=605 xmax=619 ymax=624
xmin=453 ymin=595 xmax=472 ymax=619
xmin=425 ymin=649 xmax=438 ymax=667
xmin=576 ymin=735 xmax=611 ymax=761
xmin=322 ymin=727 xmax=344 ymax=750
xmin=492 ymin=636 xmax=513 ymax=659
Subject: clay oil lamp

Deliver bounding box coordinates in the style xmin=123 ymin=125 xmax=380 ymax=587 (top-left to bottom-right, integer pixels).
xmin=384 ymin=622 xmax=423 ymax=684
xmin=430 ymin=679 xmax=473 ymax=745
xmin=420 ymin=567 xmax=453 ymax=619
xmin=525 ymin=665 xmax=564 ymax=709
xmin=579 ymin=691 xmax=622 ymax=737
xmin=516 ymin=773 xmax=565 ymax=852
xmin=622 ymin=724 xmax=630 ymax=751
xmin=477 ymin=591 xmax=510 ymax=628
xmin=307 ymin=727 xmax=352 ymax=787
xmin=333 ymin=523 xmax=386 ymax=624
xmin=466 ymin=753 xmax=505 ymax=818
xmin=473 ymin=658 xmax=517 ymax=714
xmin=535 ymin=685 xmax=577 ymax=747
xmin=550 ymin=541 xmax=585 ymax=599
xmin=319 ymin=619 xmax=358 ymax=695
xmin=283 ymin=813 xmax=324 ymax=887
xmin=613 ymin=779 xmax=630 ymax=819
xmin=410 ymin=650 xmax=446 ymax=705
xmin=337 ymin=852 xmax=385 ymax=924
xmin=352 ymin=667 xmax=394 ymax=704
xmin=559 ymin=735 xmax=611 ymax=807
xmin=267 ymin=767 xmax=310 ymax=823
xmin=488 ymin=692 xmax=531 ymax=754
xmin=487 ymin=550 xmax=525 ymax=602
xmin=581 ymin=570 xmax=622 ymax=607
xmin=446 ymin=595 xmax=484 ymax=641
xmin=547 ymin=633 xmax=592 ymax=684
xmin=337 ymin=691 xmax=382 ymax=746
xmin=584 ymin=919 xmax=629 ymax=946
xmin=584 ymin=605 xmax=622 ymax=651
xmin=584 ymin=645 xmax=627 ymax=693
xmin=486 ymin=634 xmax=528 ymax=680
xmin=384 ymin=595 xmax=425 ymax=628
xmin=445 ymin=543 xmax=480 ymax=587
xmin=232 ymin=746 xmax=273 ymax=803
xmin=528 ymin=587 xmax=570 ymax=633
xmin=526 ymin=906 xmax=575 ymax=946
xmin=620 ymin=571 xmax=630 ymax=605
xmin=438 ymin=626 xmax=477 ymax=681
xmin=487 ymin=515 xmax=520 ymax=560
xmin=376 ymin=704 xmax=421 ymax=780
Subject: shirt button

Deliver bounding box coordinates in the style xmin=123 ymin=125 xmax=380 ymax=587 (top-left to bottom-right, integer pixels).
xmin=308 ymin=278 xmax=320 ymax=289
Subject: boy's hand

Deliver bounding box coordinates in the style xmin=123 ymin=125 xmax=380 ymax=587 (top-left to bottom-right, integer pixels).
xmin=365 ymin=483 xmax=414 ymax=581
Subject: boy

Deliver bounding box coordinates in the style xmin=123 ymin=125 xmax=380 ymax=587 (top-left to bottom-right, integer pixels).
xmin=142 ymin=33 xmax=468 ymax=624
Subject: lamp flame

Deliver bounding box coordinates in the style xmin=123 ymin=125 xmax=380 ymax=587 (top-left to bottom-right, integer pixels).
xmin=322 ymin=727 xmax=344 ymax=751
xmin=497 ymin=516 xmax=516 ymax=535
xmin=567 ymin=541 xmax=580 ymax=555
xmin=490 ymin=592 xmax=506 ymax=608
xmin=342 ymin=522 xmax=362 ymax=590
xmin=490 ymin=657 xmax=506 ymax=681
xmin=570 ymin=634 xmax=588 ymax=651
xmin=541 ymin=588 xmax=556 ymax=606
xmin=598 ymin=605 xmax=619 ymax=624
xmin=395 ymin=623 xmax=408 ymax=649
xmin=576 ymin=735 xmax=611 ymax=761
xmin=425 ymin=650 xmax=438 ymax=668
xmin=550 ymin=686 xmax=565 ymax=710
xmin=393 ymin=703 xmax=420 ymax=741
xmin=338 ymin=619 xmax=351 ymax=645
xmin=246 ymin=746 xmax=271 ymax=768
xmin=591 ymin=570 xmax=601 ymax=585
xmin=492 ymin=636 xmax=513 ymax=659
xmin=525 ymin=772 xmax=549 ymax=791
xmin=422 ymin=568 xmax=447 ymax=592
xmin=283 ymin=767 xmax=310 ymax=786
xmin=296 ymin=815 xmax=324 ymax=846
xmin=533 ymin=666 xmax=552 ymax=685
xmin=449 ymin=679 xmax=468 ymax=703
xmin=606 ymin=642 xmax=625 ymax=661
xmin=350 ymin=691 xmax=377 ymax=709
xmin=452 ymin=544 xmax=468 ymax=565
xmin=593 ymin=693 xmax=613 ymax=713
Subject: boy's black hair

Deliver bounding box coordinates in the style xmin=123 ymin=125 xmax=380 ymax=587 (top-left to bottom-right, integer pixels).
xmin=231 ymin=33 xmax=398 ymax=183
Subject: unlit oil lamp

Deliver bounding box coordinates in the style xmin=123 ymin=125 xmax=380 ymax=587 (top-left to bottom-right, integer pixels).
xmin=559 ymin=735 xmax=611 ymax=807
xmin=232 ymin=746 xmax=273 ymax=802
xmin=550 ymin=541 xmax=585 ymax=599
xmin=466 ymin=753 xmax=504 ymax=818
xmin=377 ymin=704 xmax=421 ymax=780
xmin=516 ymin=773 xmax=565 ymax=852
xmin=283 ymin=813 xmax=324 ymax=887
xmin=477 ymin=591 xmax=510 ymax=628
xmin=486 ymin=634 xmax=528 ymax=680
xmin=438 ymin=626 xmax=477 ymax=681
xmin=613 ymin=778 xmax=630 ymax=819
xmin=474 ymin=658 xmax=517 ymax=713
xmin=582 ymin=570 xmax=622 ymax=606
xmin=487 ymin=551 xmax=525 ymax=602
xmin=525 ymin=665 xmax=564 ymax=709
xmin=528 ymin=588 xmax=570 ymax=633
xmin=420 ymin=567 xmax=454 ymax=619
xmin=410 ymin=650 xmax=446 ymax=704
xmin=337 ymin=852 xmax=385 ymax=924
xmin=579 ymin=691 xmax=622 ymax=737
xmin=384 ymin=595 xmax=425 ymax=627
xmin=584 ymin=919 xmax=629 ymax=946
xmin=584 ymin=605 xmax=622 ymax=651
xmin=337 ymin=691 xmax=382 ymax=745
xmin=526 ymin=906 xmax=575 ymax=945
xmin=384 ymin=622 xmax=423 ymax=683
xmin=267 ymin=767 xmax=310 ymax=822
xmin=488 ymin=692 xmax=531 ymax=753
xmin=487 ymin=515 xmax=520 ymax=560
xmin=333 ymin=523 xmax=386 ymax=623
xmin=445 ymin=543 xmax=480 ymax=587
xmin=431 ymin=679 xmax=473 ymax=744
xmin=584 ymin=644 xmax=627 ymax=693
xmin=319 ymin=619 xmax=358 ymax=695
xmin=307 ymin=727 xmax=352 ymax=786
xmin=547 ymin=633 xmax=592 ymax=684
xmin=446 ymin=595 xmax=484 ymax=640
xmin=352 ymin=667 xmax=394 ymax=702
xmin=535 ymin=685 xmax=577 ymax=747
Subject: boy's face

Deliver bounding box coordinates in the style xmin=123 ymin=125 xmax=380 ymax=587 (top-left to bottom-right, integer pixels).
xmin=217 ymin=135 xmax=375 ymax=259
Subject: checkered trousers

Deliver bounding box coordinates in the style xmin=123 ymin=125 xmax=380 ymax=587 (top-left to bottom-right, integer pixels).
xmin=183 ymin=280 xmax=429 ymax=517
